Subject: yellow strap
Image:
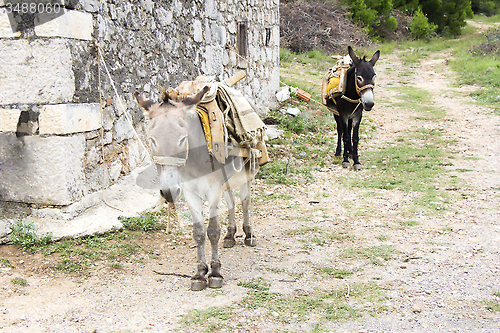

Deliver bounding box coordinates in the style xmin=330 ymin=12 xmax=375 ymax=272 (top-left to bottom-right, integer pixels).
xmin=196 ymin=107 xmax=212 ymax=153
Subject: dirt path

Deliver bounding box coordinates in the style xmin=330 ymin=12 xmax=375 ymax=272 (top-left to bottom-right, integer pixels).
xmin=1 ymin=49 xmax=500 ymax=332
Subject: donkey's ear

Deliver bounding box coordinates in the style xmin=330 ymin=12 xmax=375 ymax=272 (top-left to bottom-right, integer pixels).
xmin=181 ymin=85 xmax=210 ymax=106
xmin=369 ymin=50 xmax=380 ymax=66
xmin=134 ymin=91 xmax=154 ymax=115
xmin=348 ymin=46 xmax=360 ymax=67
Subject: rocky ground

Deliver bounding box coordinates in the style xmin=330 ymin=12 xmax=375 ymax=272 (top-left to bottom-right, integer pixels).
xmin=1 ymin=31 xmax=500 ymax=333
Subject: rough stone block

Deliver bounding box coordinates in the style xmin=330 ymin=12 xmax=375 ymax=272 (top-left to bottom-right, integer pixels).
xmin=39 ymin=103 xmax=101 ymax=135
xmin=113 ymin=114 xmax=134 ymax=143
xmin=0 ymin=133 xmax=86 ymax=205
xmin=0 ymin=108 xmax=21 ymax=132
xmin=0 ymin=39 xmax=74 ymax=104
xmin=35 ymin=9 xmax=93 ymax=40
xmin=0 ymin=8 xmax=21 ymax=38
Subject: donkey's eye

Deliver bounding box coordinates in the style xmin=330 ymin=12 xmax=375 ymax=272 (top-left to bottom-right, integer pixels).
xmin=357 ymin=76 xmax=364 ymax=85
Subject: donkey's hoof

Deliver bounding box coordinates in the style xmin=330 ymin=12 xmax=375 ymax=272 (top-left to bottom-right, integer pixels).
xmin=223 ymin=238 xmax=236 ymax=248
xmin=342 ymin=162 xmax=350 ymax=168
xmin=190 ymin=279 xmax=207 ymax=291
xmin=353 ymin=164 xmax=362 ymax=171
xmin=244 ymin=237 xmax=257 ymax=247
xmin=208 ymin=276 xmax=224 ymax=289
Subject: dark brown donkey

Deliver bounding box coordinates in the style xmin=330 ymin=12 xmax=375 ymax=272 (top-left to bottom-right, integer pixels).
xmin=325 ymin=46 xmax=380 ymax=170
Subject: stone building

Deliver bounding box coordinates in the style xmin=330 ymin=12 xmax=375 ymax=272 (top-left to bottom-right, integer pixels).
xmin=0 ymin=0 xmax=280 ymax=233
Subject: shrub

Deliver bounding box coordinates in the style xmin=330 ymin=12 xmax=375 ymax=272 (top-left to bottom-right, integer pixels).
xmin=409 ymin=8 xmax=437 ymax=40
xmin=9 ymin=221 xmax=53 ymax=253
xmin=118 ymin=212 xmax=164 ymax=232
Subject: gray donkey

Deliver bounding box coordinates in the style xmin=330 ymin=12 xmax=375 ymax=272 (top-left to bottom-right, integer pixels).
xmin=134 ymin=87 xmax=259 ymax=291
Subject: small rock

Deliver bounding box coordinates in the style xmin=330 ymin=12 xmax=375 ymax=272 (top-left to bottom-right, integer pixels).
xmin=412 ymin=304 xmax=422 ymax=313
xmin=286 ymin=107 xmax=301 ymax=116
xmin=314 ymin=110 xmax=324 ymax=116
xmin=276 ymin=87 xmax=290 ymax=102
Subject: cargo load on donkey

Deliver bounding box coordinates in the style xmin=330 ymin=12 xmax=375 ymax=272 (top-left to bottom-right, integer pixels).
xmin=163 ymin=74 xmax=269 ymax=167
xmin=321 ymin=54 xmax=352 ymax=108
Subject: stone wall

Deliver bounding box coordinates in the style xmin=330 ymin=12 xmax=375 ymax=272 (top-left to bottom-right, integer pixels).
xmin=0 ymin=0 xmax=280 ymax=208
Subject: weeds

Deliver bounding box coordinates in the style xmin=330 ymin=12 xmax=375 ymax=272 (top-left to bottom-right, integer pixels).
xmin=11 ymin=277 xmax=29 ymax=287
xmin=239 ymin=278 xmax=387 ymax=325
xmin=0 ymin=258 xmax=13 ymax=268
xmin=319 ymin=267 xmax=353 ymax=279
xmin=342 ymin=245 xmax=395 ymax=265
xmin=182 ymin=306 xmax=234 ymax=333
xmin=118 ymin=212 xmax=165 ymax=232
xmin=9 ymin=221 xmax=53 ymax=254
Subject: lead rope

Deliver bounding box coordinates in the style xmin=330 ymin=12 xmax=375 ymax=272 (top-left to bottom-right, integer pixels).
xmin=97 ymin=43 xmax=123 ymax=212
xmin=95 ymin=42 xmax=153 ymax=163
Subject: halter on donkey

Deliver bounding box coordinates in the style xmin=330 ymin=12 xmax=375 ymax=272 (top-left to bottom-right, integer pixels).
xmin=324 ymin=46 xmax=380 ymax=170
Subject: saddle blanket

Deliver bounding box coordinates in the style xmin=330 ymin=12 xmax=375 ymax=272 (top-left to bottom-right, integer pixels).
xmin=168 ymin=76 xmax=269 ymax=166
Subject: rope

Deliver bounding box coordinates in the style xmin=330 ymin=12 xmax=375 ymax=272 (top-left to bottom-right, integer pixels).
xmin=96 ymin=42 xmax=123 ymax=212
xmin=95 ymin=42 xmax=153 ymax=164
xmin=229 ymin=46 xmax=341 ymax=116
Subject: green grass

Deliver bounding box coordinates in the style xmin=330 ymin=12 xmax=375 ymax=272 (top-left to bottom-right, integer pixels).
xmin=118 ymin=211 xmax=166 ymax=232
xmin=11 ymin=277 xmax=29 ymax=287
xmin=182 ymin=306 xmax=234 ymax=333
xmin=9 ymin=221 xmax=53 ymax=254
xmin=339 ymin=126 xmax=459 ymax=213
xmin=398 ymin=220 xmax=420 ymax=227
xmin=485 ymin=300 xmax=500 ymax=312
xmin=342 ymin=245 xmax=395 ymax=266
xmin=319 ymin=267 xmax=353 ymax=279
xmin=0 ymin=258 xmax=13 ymax=268
xmin=239 ymin=278 xmax=388 ymax=325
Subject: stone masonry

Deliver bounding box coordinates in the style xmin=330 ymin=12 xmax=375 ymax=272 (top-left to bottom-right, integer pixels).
xmin=0 ymin=0 xmax=280 ymax=212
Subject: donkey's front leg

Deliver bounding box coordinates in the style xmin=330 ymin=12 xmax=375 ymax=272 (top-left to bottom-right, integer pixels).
xmin=207 ymin=187 xmax=223 ymax=288
xmin=185 ymin=191 xmax=209 ymax=291
xmin=352 ymin=113 xmax=363 ymax=171
xmin=341 ymin=117 xmax=352 ymax=168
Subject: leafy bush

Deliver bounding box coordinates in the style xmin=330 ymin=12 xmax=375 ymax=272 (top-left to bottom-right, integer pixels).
xmin=471 ymin=0 xmax=499 ymax=16
xmin=9 ymin=221 xmax=53 ymax=253
xmin=118 ymin=212 xmax=164 ymax=232
xmin=409 ymin=8 xmax=437 ymax=40
xmin=345 ymin=0 xmax=473 ymax=38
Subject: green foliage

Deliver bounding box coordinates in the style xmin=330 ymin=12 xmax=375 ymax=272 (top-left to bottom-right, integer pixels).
xmin=471 ymin=0 xmax=500 ymax=16
xmin=182 ymin=307 xmax=234 ymax=333
xmin=320 ymin=267 xmax=354 ymax=279
xmin=409 ymin=8 xmax=438 ymax=40
xmin=240 ymin=278 xmax=388 ymax=324
xmin=9 ymin=221 xmax=53 ymax=254
xmin=449 ymin=27 xmax=500 ymax=111
xmin=342 ymin=245 xmax=395 ymax=265
xmin=0 ymin=258 xmax=13 ymax=268
xmin=11 ymin=277 xmax=29 ymax=287
xmin=346 ymin=0 xmax=473 ymax=38
xmin=118 ymin=212 xmax=165 ymax=232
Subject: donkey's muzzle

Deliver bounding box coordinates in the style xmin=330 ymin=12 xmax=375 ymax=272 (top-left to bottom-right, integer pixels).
xmin=363 ymin=101 xmax=374 ymax=111
xmin=160 ymin=187 xmax=181 ymax=203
